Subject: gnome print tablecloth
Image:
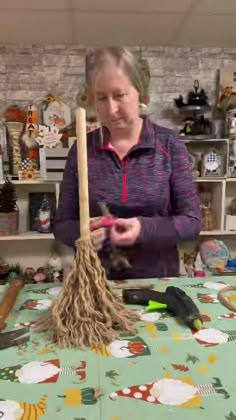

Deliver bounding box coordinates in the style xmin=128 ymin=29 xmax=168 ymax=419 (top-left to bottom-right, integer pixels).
xmin=0 ymin=277 xmax=235 ymax=420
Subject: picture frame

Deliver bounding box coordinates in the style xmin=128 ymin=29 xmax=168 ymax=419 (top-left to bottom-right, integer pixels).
xmin=28 ymin=192 xmax=56 ymax=231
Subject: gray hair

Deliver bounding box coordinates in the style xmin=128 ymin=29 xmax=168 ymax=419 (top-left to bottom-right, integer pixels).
xmin=85 ymin=47 xmax=150 ymax=105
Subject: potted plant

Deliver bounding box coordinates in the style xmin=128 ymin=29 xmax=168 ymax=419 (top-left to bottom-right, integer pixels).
xmin=0 ymin=178 xmax=19 ymax=236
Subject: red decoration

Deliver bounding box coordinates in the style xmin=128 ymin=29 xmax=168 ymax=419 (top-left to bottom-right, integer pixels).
xmin=4 ymin=105 xmax=26 ymax=123
xmin=128 ymin=341 xmax=145 ymax=355
xmin=171 ymin=363 xmax=189 ymax=372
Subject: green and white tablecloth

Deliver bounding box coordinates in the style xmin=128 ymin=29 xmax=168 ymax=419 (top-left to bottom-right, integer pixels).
xmin=0 ymin=276 xmax=236 ymax=420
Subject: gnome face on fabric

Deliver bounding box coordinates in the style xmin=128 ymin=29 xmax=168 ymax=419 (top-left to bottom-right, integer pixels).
xmin=20 ymin=299 xmax=52 ymax=310
xmin=0 ymin=395 xmax=47 ymax=419
xmin=203 ymin=281 xmax=226 ymax=291
xmin=107 ymin=337 xmax=151 ymax=358
xmin=110 ymin=377 xmax=229 ymax=406
xmin=193 ymin=328 xmax=236 ymax=346
xmin=139 ymin=311 xmax=172 ymax=322
xmin=0 ymin=359 xmax=86 ymax=384
xmin=0 ymin=400 xmax=23 ymax=419
xmin=185 ymin=281 xmax=226 ymax=291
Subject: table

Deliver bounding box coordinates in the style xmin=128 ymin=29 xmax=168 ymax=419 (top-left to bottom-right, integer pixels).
xmin=0 ymin=276 xmax=235 ymax=420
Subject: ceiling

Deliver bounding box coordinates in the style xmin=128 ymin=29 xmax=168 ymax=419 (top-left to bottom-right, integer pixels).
xmin=0 ymin=0 xmax=236 ymax=47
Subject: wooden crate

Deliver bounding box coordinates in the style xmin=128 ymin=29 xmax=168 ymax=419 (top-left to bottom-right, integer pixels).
xmin=39 ymin=148 xmax=70 ymax=181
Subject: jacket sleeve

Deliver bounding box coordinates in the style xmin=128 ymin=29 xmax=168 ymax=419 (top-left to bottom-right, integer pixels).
xmin=53 ymin=143 xmax=80 ymax=248
xmin=138 ymin=134 xmax=201 ymax=248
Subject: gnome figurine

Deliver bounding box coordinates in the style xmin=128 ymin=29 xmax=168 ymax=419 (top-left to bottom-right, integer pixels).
xmin=36 ymin=194 xmax=52 ymax=233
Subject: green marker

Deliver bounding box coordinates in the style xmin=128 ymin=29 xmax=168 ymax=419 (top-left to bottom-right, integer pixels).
xmin=145 ymin=300 xmax=167 ymax=312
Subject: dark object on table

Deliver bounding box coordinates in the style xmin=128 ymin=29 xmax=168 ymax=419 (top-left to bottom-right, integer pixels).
xmin=0 ymin=327 xmax=30 ymax=350
xmin=123 ymin=286 xmax=203 ymax=330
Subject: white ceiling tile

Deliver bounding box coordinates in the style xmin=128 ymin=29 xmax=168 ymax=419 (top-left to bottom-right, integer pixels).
xmin=0 ymin=0 xmax=69 ymax=10
xmin=73 ymin=12 xmax=184 ymax=46
xmin=193 ymin=0 xmax=236 ymax=14
xmin=172 ymin=14 xmax=236 ymax=47
xmin=72 ymin=0 xmax=194 ymax=13
xmin=0 ymin=11 xmax=73 ymax=43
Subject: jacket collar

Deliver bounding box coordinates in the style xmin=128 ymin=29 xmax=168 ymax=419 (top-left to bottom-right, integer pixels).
xmin=92 ymin=117 xmax=156 ymax=151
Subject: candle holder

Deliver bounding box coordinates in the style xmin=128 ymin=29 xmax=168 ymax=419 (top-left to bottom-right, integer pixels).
xmin=5 ymin=121 xmax=24 ymax=176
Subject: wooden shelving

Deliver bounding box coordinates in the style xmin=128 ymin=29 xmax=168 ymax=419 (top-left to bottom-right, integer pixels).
xmin=0 ymin=232 xmax=54 ymax=240
xmin=1 ymin=136 xmax=236 ymax=267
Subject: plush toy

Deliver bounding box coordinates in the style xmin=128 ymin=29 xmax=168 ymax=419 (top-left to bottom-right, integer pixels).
xmin=199 ymin=240 xmax=230 ymax=270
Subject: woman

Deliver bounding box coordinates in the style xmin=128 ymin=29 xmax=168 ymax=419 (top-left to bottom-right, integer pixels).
xmin=54 ymin=47 xmax=201 ymax=279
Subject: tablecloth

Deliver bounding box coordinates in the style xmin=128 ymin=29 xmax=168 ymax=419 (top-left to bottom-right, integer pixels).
xmin=0 ymin=276 xmax=235 ymax=420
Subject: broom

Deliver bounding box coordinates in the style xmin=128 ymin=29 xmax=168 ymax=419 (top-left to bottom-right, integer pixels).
xmin=34 ymin=108 xmax=138 ymax=347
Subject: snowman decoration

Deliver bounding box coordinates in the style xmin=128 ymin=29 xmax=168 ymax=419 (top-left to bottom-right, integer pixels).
xmin=36 ymin=194 xmax=52 ymax=233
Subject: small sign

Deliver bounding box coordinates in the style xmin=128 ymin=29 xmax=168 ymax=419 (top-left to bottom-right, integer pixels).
xmin=26 ymin=103 xmax=38 ymax=134
xmin=43 ymin=100 xmax=71 ymax=129
xmin=35 ymin=125 xmax=62 ymax=148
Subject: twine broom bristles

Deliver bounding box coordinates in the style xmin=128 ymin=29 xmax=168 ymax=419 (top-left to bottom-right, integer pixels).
xmin=34 ymin=108 xmax=138 ymax=347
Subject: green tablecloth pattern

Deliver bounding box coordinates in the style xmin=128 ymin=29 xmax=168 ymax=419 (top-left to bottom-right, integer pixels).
xmin=0 ymin=276 xmax=235 ymax=420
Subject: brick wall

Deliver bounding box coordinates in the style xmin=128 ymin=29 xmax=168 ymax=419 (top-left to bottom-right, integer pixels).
xmin=1 ymin=44 xmax=235 ymax=136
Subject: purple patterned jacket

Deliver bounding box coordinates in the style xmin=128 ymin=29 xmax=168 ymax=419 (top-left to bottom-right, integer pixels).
xmin=54 ymin=117 xmax=201 ymax=279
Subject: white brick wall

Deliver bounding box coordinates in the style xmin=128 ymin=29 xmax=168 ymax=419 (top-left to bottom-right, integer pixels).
xmin=0 ymin=44 xmax=233 ymax=136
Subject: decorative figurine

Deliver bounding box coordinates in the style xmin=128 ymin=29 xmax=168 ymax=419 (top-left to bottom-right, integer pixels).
xmin=202 ymin=151 xmax=222 ymax=177
xmin=47 ymin=254 xmax=63 ymax=282
xmin=174 ymin=80 xmax=210 ymax=109
xmin=174 ymin=80 xmax=214 ymax=138
xmin=22 ymin=103 xmax=39 ymax=164
xmin=36 ymin=194 xmax=52 ymax=233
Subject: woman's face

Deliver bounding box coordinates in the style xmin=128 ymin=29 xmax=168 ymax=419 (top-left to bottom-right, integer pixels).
xmin=93 ymin=61 xmax=140 ymax=132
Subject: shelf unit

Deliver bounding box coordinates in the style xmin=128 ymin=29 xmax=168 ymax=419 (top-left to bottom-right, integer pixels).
xmin=0 ymin=180 xmax=70 ymax=269
xmin=1 ymin=137 xmax=236 ymax=268
xmin=184 ymin=138 xmax=236 ymax=256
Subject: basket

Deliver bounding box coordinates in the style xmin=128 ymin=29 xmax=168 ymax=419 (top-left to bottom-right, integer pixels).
xmin=0 ymin=210 xmax=19 ymax=236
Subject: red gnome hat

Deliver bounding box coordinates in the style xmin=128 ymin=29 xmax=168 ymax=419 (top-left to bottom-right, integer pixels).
xmin=110 ymin=382 xmax=159 ymax=404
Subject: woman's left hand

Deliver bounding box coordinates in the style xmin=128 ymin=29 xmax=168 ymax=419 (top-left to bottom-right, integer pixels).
xmin=110 ymin=217 xmax=141 ymax=246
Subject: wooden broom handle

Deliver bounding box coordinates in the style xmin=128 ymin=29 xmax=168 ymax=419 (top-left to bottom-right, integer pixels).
xmin=0 ymin=278 xmax=24 ymax=331
xmin=76 ymin=108 xmax=90 ymax=240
